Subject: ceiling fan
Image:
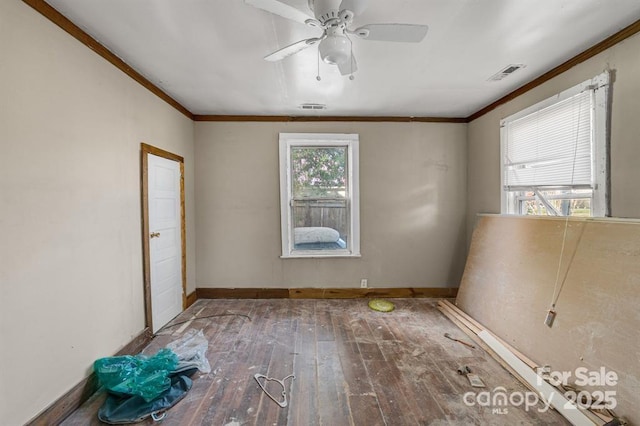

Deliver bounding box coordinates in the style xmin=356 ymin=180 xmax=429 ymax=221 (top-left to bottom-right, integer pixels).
xmin=245 ymin=0 xmax=429 ymax=77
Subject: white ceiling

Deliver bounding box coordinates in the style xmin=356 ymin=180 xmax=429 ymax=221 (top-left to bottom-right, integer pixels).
xmin=46 ymin=0 xmax=640 ymax=118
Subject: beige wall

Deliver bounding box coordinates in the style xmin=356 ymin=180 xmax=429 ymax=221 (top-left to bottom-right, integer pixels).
xmin=0 ymin=3 xmax=195 ymax=424
xmin=467 ymin=32 xmax=640 ymax=236
xmin=195 ymin=122 xmax=467 ymax=289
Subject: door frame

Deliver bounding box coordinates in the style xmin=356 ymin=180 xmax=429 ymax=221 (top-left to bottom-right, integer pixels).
xmin=140 ymin=143 xmax=186 ymax=332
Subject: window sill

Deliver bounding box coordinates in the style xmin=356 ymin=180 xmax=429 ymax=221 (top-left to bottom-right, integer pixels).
xmin=281 ymin=252 xmax=361 ymax=259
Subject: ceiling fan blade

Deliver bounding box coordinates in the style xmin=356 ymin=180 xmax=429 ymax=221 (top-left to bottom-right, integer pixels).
xmin=264 ymin=38 xmax=321 ymax=62
xmin=337 ymin=55 xmax=358 ymax=76
xmin=354 ymin=24 xmax=428 ymax=42
xmin=244 ymin=0 xmax=313 ymax=25
xmin=339 ymin=0 xmax=368 ymax=15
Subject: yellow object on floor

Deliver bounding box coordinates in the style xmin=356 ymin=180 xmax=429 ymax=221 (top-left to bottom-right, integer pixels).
xmin=368 ymin=299 xmax=395 ymax=312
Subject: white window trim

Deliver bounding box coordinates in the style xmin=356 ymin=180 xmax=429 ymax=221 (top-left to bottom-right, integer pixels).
xmin=500 ymin=71 xmax=610 ymax=217
xmin=279 ymin=133 xmax=361 ymax=258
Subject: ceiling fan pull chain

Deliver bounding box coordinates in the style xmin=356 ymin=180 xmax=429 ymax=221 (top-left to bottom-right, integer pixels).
xmin=316 ymin=48 xmax=322 ymax=81
xmin=348 ymin=34 xmax=355 ymax=80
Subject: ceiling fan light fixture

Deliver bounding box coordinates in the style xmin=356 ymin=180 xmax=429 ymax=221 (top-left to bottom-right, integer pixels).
xmin=319 ymin=35 xmax=350 ymax=64
xmin=247 ymin=0 xmax=429 ymax=77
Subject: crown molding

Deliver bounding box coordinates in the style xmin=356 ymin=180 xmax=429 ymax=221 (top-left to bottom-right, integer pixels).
xmin=193 ymin=115 xmax=469 ymax=123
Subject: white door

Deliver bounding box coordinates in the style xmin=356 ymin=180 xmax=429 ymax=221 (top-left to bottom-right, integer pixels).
xmin=148 ymin=153 xmax=183 ymax=333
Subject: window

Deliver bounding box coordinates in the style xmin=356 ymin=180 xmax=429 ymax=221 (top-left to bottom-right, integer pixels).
xmin=279 ymin=133 xmax=360 ymax=258
xmin=500 ymin=72 xmax=610 ymax=217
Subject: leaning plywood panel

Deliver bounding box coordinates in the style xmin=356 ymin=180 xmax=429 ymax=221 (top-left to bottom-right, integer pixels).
xmin=456 ymin=215 xmax=640 ymax=424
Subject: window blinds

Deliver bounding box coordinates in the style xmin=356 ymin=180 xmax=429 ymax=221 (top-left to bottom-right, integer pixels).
xmin=503 ymin=90 xmax=593 ymax=189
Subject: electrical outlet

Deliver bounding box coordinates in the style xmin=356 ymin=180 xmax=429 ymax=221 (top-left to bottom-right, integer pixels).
xmin=360 ymin=279 xmax=368 ymax=288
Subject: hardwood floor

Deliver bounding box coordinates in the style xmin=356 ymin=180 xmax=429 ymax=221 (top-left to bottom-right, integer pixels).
xmin=62 ymin=299 xmax=569 ymax=425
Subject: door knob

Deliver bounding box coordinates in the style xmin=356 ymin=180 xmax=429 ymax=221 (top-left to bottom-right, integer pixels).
xmin=150 ymin=232 xmax=160 ymax=238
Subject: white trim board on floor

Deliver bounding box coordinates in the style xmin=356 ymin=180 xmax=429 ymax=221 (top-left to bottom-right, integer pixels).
xmin=478 ymin=331 xmax=597 ymax=426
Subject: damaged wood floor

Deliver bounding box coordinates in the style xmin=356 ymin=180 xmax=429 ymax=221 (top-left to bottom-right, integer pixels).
xmin=62 ymin=298 xmax=569 ymax=425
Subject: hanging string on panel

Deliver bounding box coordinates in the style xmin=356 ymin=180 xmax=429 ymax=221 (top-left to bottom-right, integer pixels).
xmin=545 ymin=89 xmax=591 ymax=327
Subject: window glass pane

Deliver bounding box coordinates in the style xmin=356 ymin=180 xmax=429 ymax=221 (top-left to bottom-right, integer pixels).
xmin=515 ymin=189 xmax=592 ymax=216
xmin=291 ymin=147 xmax=347 ymax=199
xmin=290 ymin=146 xmax=349 ymax=250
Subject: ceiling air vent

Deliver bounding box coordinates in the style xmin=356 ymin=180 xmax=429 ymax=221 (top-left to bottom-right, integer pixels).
xmin=299 ymin=103 xmax=327 ymax=111
xmin=488 ymin=64 xmax=526 ymax=82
